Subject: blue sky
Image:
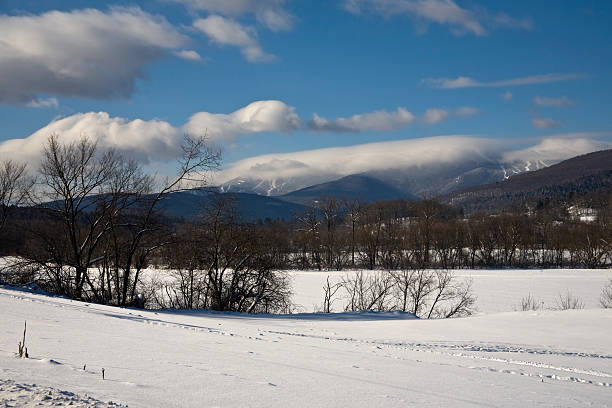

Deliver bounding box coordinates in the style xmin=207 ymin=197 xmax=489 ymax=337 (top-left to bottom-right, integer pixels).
xmin=0 ymin=0 xmax=611 ymax=171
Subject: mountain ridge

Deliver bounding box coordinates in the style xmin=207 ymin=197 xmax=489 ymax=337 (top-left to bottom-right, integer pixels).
xmin=444 ymin=149 xmax=612 ymax=212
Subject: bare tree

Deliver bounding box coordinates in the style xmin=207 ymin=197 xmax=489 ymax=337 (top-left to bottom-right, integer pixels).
xmin=517 ymin=294 xmax=544 ymax=311
xmin=106 ymin=134 xmax=220 ymax=307
xmin=343 ymin=199 xmax=362 ymax=268
xmin=320 ymin=275 xmax=342 ymax=313
xmin=28 ymin=133 xmax=220 ymax=303
xmin=406 ymin=269 xmax=435 ymax=316
xmin=34 ymin=135 xmax=124 ymax=298
xmin=600 ymin=279 xmax=612 ymax=309
xmin=196 ymin=197 xmax=292 ymax=313
xmin=0 ymin=160 xmax=33 ymax=234
xmin=390 ymin=269 xmax=417 ymax=313
xmin=431 ymin=274 xmax=476 ymax=318
xmin=341 ymin=271 xmax=395 ymax=312
xmin=294 ymin=206 xmax=321 ymax=270
xmin=555 ymin=291 xmax=585 ymax=310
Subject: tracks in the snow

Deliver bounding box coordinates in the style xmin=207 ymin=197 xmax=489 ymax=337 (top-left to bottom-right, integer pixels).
xmin=263 ymin=329 xmax=612 ymax=388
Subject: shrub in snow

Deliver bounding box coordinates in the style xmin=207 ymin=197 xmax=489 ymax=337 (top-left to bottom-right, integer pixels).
xmin=555 ymin=291 xmax=584 ymax=310
xmin=601 ymin=279 xmax=612 ymax=309
xmin=517 ymin=294 xmax=544 ymax=311
xmin=325 ymin=269 xmax=476 ymax=318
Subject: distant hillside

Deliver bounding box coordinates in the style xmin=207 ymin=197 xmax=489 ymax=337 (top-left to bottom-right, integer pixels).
xmin=157 ymin=189 xmax=309 ymax=221
xmin=445 ymin=149 xmax=612 ymax=213
xmin=219 ymin=157 xmax=545 ymax=200
xmin=278 ymin=174 xmax=416 ymax=205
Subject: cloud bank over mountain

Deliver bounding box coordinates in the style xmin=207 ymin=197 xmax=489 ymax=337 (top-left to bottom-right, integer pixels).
xmin=214 ymin=134 xmax=612 ymax=188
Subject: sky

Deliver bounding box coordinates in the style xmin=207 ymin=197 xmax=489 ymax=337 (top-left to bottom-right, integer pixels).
xmin=0 ymin=0 xmax=611 ymax=182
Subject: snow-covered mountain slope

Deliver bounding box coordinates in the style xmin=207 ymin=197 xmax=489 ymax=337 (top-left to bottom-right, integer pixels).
xmin=215 ymin=135 xmax=608 ymax=199
xmin=1 ymin=286 xmax=611 ymax=407
xmin=446 ymin=149 xmax=612 ymax=213
xmin=219 ymin=158 xmax=550 ymax=199
xmin=279 ymin=174 xmax=416 ymax=205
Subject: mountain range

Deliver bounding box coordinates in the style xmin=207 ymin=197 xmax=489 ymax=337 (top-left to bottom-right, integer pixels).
xmin=156 ymin=148 xmax=611 ymax=220
xmin=218 ymin=157 xmax=550 ymax=204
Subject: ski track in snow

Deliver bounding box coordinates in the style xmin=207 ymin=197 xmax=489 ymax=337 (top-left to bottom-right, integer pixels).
xmin=261 ymin=329 xmax=612 ymax=387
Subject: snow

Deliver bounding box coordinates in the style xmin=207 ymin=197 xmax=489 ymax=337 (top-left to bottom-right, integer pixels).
xmin=0 ymin=378 xmax=124 ymax=407
xmin=1 ymin=282 xmax=612 ymax=407
xmin=289 ymin=269 xmax=612 ymax=313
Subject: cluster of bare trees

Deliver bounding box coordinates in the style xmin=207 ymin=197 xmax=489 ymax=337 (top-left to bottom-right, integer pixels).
xmin=288 ymin=197 xmax=612 ymax=270
xmin=321 ymin=269 xmax=475 ymax=318
xmin=1 ymin=134 xmax=222 ymax=308
xmin=0 ymin=160 xmax=33 ymax=237
xmin=150 ymin=199 xmax=292 ymax=313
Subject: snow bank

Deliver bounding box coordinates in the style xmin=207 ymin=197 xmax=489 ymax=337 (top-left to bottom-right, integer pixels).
xmin=0 ymin=378 xmax=124 ymax=407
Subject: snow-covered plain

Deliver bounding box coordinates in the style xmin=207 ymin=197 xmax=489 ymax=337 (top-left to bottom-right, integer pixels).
xmin=289 ymin=269 xmax=612 ymax=313
xmin=1 ymin=279 xmax=612 ymax=407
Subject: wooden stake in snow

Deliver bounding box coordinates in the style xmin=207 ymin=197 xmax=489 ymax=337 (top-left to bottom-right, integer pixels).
xmin=102 ymin=368 xmax=105 ymax=380
xmin=17 ymin=321 xmax=27 ymax=358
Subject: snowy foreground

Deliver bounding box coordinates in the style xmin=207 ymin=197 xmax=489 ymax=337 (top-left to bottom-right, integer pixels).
xmin=1 ymin=286 xmax=612 ymax=407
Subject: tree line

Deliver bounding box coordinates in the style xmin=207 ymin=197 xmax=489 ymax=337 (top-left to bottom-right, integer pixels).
xmin=284 ymin=195 xmax=611 ymax=271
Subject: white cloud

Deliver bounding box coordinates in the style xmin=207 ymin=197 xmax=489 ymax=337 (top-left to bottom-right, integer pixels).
xmin=455 ymin=106 xmax=480 ymax=118
xmin=2 ymin=101 xmax=441 ymax=167
xmin=343 ymin=0 xmax=532 ymax=36
xmin=534 ymin=95 xmax=574 ymax=108
xmin=502 ymin=135 xmax=612 ymax=163
xmin=170 ymin=0 xmax=295 ymax=31
xmin=491 ymin=12 xmax=534 ymax=30
xmin=193 ymin=15 xmax=274 ymax=62
xmin=216 ymin=135 xmax=503 ymax=185
xmin=216 ymin=133 xmax=612 ymax=187
xmin=501 ymin=91 xmax=513 ymax=101
xmin=0 ymin=101 xmax=302 ymax=167
xmin=532 ymin=117 xmax=560 ymax=129
xmin=25 ymin=97 xmax=59 ymax=109
xmin=184 ymin=100 xmax=301 ymax=142
xmin=0 ymin=7 xmax=188 ymax=104
xmin=174 ymin=50 xmax=203 ymax=61
xmin=423 ymin=73 xmax=584 ymax=89
xmin=0 ymin=112 xmax=181 ymax=166
xmin=309 ymin=107 xmax=415 ymax=132
xmin=422 ymin=108 xmax=449 ymax=124
xmin=171 ymin=0 xmax=296 ymax=31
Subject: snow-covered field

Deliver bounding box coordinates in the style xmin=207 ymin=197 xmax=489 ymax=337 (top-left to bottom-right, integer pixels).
xmin=1 ymin=279 xmax=612 ymax=407
xmin=290 ymin=269 xmax=612 ymax=313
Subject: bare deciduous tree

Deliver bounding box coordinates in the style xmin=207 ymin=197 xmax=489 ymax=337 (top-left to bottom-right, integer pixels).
xmin=34 ymin=135 xmax=124 ymax=298
xmin=320 ymin=275 xmax=342 ymax=313
xmin=555 ymin=291 xmax=585 ymax=310
xmin=600 ymin=279 xmax=612 ymax=309
xmin=342 ymin=271 xmax=394 ymax=312
xmin=517 ymin=294 xmax=544 ymax=311
xmin=0 ymin=160 xmax=33 ymax=234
